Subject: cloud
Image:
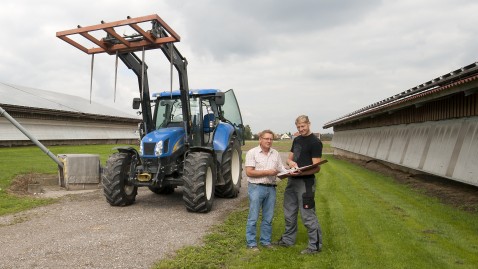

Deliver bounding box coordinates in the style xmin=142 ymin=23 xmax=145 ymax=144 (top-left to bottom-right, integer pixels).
xmin=1 ymin=0 xmax=478 ymax=135
xmin=169 ymin=0 xmax=381 ymax=61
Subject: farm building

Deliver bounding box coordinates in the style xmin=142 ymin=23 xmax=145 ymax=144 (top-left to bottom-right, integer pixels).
xmin=0 ymin=82 xmax=141 ymax=147
xmin=323 ymin=62 xmax=478 ymax=187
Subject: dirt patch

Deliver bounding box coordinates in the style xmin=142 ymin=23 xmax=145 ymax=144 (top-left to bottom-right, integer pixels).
xmin=337 ymin=156 xmax=478 ymax=213
xmin=8 ymin=173 xmax=39 ymax=195
xmin=7 ymin=173 xmax=99 ymax=199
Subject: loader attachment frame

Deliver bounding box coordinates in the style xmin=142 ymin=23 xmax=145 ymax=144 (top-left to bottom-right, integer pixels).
xmin=57 ymin=14 xmax=192 ymax=142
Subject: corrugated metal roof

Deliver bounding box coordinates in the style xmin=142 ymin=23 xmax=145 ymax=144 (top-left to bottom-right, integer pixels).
xmin=0 ymin=81 xmax=139 ymax=120
xmin=323 ymin=62 xmax=478 ymax=128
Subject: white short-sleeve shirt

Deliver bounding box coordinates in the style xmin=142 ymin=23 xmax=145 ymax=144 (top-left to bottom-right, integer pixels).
xmin=245 ymin=146 xmax=285 ymax=184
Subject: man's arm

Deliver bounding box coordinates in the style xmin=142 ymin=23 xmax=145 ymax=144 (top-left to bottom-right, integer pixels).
xmin=286 ymin=152 xmax=303 ymax=177
xmin=298 ymin=157 xmax=321 ymax=176
xmin=286 ymin=152 xmax=297 ymax=169
xmin=245 ymin=166 xmax=279 ymax=177
xmin=287 ymin=154 xmax=322 ymax=176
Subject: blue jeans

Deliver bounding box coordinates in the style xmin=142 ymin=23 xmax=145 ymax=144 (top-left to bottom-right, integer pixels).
xmin=246 ymin=183 xmax=276 ymax=247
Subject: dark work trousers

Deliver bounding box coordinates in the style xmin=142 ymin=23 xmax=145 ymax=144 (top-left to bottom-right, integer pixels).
xmin=280 ymin=177 xmax=322 ymax=251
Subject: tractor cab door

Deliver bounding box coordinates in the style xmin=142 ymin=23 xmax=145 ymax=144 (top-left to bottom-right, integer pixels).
xmin=221 ymin=90 xmax=244 ymax=143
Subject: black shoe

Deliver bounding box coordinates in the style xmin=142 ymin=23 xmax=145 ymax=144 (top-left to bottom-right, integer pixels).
xmin=273 ymin=240 xmax=290 ymax=247
xmin=300 ymin=248 xmax=320 ymax=255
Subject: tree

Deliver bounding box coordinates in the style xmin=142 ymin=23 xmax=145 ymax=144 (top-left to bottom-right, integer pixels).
xmin=243 ymin=125 xmax=253 ymax=140
xmin=320 ymin=133 xmax=334 ymax=141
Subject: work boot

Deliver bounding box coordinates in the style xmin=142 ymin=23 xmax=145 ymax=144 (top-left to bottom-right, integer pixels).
xmin=300 ymin=248 xmax=320 ymax=255
xmin=272 ymin=240 xmax=290 ymax=247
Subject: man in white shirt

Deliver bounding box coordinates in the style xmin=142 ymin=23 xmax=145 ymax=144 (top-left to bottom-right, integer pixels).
xmin=245 ymin=129 xmax=286 ymax=251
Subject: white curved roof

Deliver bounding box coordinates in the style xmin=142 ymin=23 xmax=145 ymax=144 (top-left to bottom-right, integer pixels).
xmin=0 ymin=81 xmax=139 ymax=119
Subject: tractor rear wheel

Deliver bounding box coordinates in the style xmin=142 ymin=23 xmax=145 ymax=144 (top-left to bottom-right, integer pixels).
xmin=215 ymin=139 xmax=242 ymax=198
xmin=102 ymin=152 xmax=137 ymax=206
xmin=182 ymin=151 xmax=216 ymax=213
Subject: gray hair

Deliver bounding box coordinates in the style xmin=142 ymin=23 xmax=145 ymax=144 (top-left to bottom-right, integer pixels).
xmin=259 ymin=129 xmax=275 ymax=138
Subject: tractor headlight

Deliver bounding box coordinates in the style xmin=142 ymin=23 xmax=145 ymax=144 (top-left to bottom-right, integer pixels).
xmin=155 ymin=140 xmax=163 ymax=156
xmin=139 ymin=143 xmax=144 ymax=155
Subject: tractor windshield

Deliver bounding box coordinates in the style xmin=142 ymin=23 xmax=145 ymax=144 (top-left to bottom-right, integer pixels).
xmin=155 ymin=98 xmax=184 ymax=128
xmin=154 ymin=96 xmax=214 ymax=147
xmin=154 ymin=97 xmax=201 ymax=128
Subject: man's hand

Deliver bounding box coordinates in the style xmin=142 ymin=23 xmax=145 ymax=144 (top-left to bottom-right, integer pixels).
xmin=288 ymin=160 xmax=298 ymax=169
xmin=290 ymin=169 xmax=302 ymax=175
xmin=268 ymin=169 xmax=280 ymax=176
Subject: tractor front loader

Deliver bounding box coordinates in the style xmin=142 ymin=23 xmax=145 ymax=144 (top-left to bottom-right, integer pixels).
xmin=57 ymin=14 xmax=244 ymax=212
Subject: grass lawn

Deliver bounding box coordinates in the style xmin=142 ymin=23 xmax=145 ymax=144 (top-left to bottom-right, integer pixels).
xmin=0 ymin=144 xmax=133 ymax=216
xmin=1 ymin=144 xmax=477 ymax=268
xmin=156 ymin=155 xmax=478 ymax=269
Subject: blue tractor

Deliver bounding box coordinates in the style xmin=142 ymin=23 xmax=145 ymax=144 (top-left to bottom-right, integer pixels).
xmin=57 ymin=15 xmax=244 ymax=212
xmin=103 ymin=88 xmax=244 ymax=212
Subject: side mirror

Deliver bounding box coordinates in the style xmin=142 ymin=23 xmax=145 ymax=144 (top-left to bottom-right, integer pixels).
xmin=215 ymin=92 xmax=225 ymax=106
xmin=132 ymin=98 xmax=141 ymax=109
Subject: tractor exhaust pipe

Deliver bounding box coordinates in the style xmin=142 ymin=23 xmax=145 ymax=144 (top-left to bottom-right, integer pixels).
xmin=0 ymin=106 xmax=64 ymax=168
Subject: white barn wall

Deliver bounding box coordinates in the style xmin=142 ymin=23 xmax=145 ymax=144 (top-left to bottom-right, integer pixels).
xmin=1 ymin=118 xmax=138 ymax=142
xmin=332 ymin=116 xmax=478 ymax=187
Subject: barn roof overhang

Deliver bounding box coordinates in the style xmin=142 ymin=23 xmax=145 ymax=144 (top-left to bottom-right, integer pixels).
xmin=0 ymin=103 xmax=141 ymax=123
xmin=323 ymin=62 xmax=478 ymax=129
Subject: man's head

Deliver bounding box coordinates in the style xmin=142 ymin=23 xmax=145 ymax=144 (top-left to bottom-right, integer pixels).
xmin=295 ymin=115 xmax=311 ymax=136
xmin=259 ymin=129 xmax=275 ymax=151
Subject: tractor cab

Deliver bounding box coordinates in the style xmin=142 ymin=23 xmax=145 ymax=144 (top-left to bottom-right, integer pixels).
xmin=148 ymin=89 xmax=243 ymax=149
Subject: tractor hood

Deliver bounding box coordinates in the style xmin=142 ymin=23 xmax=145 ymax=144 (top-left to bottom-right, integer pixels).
xmin=140 ymin=127 xmax=185 ymax=158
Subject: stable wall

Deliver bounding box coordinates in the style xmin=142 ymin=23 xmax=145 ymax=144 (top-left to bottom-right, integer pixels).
xmin=332 ymin=116 xmax=478 ymax=187
xmin=1 ymin=117 xmax=139 ymax=146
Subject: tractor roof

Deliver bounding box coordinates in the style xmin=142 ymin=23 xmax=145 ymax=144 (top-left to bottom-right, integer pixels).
xmin=152 ymin=89 xmax=220 ymax=98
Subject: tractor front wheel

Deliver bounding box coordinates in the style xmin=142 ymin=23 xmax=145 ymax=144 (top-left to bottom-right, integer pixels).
xmin=182 ymin=151 xmax=216 ymax=213
xmin=102 ymin=152 xmax=138 ymax=206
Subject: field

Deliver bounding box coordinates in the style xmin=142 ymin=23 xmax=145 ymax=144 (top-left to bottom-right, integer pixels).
xmin=157 ymin=155 xmax=478 ymax=269
xmin=1 ymin=143 xmax=477 ymax=268
xmin=0 ymin=144 xmax=130 ymax=216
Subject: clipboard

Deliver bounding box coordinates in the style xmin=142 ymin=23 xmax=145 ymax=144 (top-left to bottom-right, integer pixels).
xmin=277 ymin=159 xmax=328 ymax=179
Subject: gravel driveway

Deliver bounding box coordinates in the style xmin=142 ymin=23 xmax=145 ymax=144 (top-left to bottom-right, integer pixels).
xmin=0 ymin=176 xmax=249 ymax=269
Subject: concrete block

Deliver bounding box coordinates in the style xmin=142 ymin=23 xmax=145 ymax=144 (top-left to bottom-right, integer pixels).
xmin=58 ymin=154 xmax=101 ymax=191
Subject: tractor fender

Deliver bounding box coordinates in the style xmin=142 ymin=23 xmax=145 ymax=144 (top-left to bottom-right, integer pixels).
xmin=114 ymin=146 xmax=140 ymax=159
xmin=189 ymin=146 xmax=215 ymax=155
xmin=187 ymin=146 xmax=217 ymax=175
xmin=212 ymin=123 xmax=236 ymax=180
xmin=213 ymin=123 xmax=235 ymax=152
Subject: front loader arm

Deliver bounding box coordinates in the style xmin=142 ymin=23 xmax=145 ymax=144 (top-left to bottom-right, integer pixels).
xmin=156 ymin=26 xmax=192 ymax=139
xmin=118 ymin=53 xmax=154 ymax=134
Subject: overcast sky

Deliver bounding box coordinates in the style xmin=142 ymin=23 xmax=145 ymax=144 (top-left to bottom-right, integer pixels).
xmin=1 ymin=0 xmax=477 ymax=135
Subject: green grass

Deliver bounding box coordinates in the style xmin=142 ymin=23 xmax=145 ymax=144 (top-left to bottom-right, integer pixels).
xmin=2 ymin=144 xmax=477 ymax=268
xmin=155 ymin=156 xmax=478 ymax=269
xmin=0 ymin=144 xmax=134 ymax=216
